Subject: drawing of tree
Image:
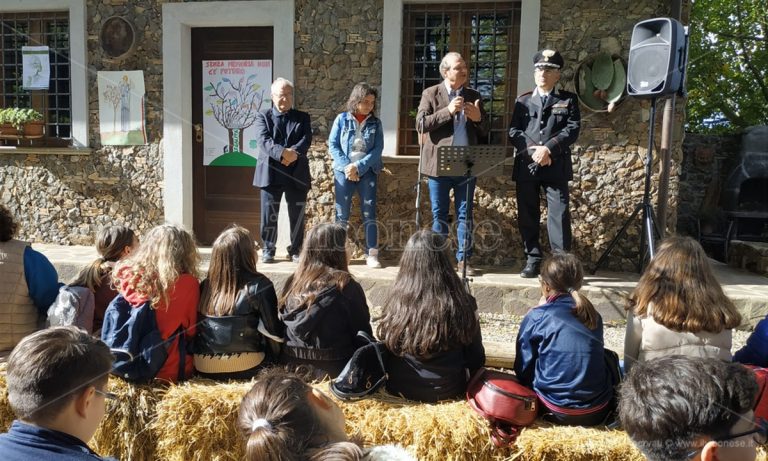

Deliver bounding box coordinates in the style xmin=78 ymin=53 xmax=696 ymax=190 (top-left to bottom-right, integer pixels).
xmin=204 ymin=74 xmax=266 ymax=153
xmin=102 ymin=84 xmax=121 ymax=132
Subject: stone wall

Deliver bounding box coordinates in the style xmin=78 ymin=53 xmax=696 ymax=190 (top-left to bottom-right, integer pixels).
xmin=0 ymin=0 xmax=166 ymax=244
xmin=0 ymin=0 xmax=684 ymax=271
xmin=298 ymin=0 xmax=684 ymax=269
xmin=677 ymin=132 xmax=742 ymax=237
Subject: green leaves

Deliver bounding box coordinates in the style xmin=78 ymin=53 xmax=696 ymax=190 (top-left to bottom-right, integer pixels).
xmin=687 ymin=0 xmax=767 ymax=133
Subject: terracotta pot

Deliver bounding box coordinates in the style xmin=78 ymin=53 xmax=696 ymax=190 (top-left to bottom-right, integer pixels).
xmin=0 ymin=123 xmax=21 ymax=137
xmin=23 ymin=121 xmax=45 ymax=138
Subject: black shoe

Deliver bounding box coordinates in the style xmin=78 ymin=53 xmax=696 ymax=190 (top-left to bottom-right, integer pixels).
xmin=520 ymin=261 xmax=540 ymax=278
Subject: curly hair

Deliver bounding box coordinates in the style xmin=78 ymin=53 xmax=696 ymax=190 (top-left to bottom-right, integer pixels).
xmin=113 ymin=224 xmax=200 ymax=308
xmin=0 ymin=204 xmax=19 ymax=242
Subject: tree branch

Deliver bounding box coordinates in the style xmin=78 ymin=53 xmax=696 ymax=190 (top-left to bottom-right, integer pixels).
xmin=710 ymin=30 xmax=765 ymax=42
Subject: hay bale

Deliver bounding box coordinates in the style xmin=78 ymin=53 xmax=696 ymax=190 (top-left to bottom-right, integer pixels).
xmin=513 ymin=425 xmax=644 ymax=461
xmin=0 ymin=368 xmax=15 ymax=432
xmin=2 ymin=366 xmax=768 ymax=461
xmin=339 ymin=390 xmax=508 ymax=460
xmin=151 ymin=379 xmax=252 ymax=461
xmin=91 ymin=377 xmax=168 ymax=461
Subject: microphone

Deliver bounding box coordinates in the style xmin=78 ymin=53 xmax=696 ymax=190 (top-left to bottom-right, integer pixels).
xmin=452 ymin=88 xmax=463 ymax=122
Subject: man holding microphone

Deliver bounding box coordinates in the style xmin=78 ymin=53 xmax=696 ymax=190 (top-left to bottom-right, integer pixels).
xmin=416 ymin=52 xmax=489 ymax=275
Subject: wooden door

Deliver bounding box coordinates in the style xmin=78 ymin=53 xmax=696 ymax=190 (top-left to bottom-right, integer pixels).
xmin=191 ymin=27 xmax=273 ymax=244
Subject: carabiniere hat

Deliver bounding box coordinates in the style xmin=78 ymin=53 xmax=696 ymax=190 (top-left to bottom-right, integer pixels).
xmin=533 ymin=49 xmax=564 ymax=69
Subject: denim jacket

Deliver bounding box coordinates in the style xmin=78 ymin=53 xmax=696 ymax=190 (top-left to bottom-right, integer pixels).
xmin=328 ymin=112 xmax=384 ymax=176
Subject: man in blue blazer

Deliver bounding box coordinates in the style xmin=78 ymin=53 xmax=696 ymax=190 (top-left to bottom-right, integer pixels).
xmin=253 ymin=78 xmax=312 ymax=263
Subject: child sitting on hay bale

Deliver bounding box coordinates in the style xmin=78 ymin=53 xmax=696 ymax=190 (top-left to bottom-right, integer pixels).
xmin=620 ymin=355 xmax=764 ymax=461
xmin=58 ymin=225 xmax=137 ymax=333
xmin=0 ymin=326 xmax=117 ymax=460
xmin=377 ymin=230 xmax=485 ymax=402
xmin=113 ymin=224 xmax=201 ymax=383
xmin=623 ymin=236 xmax=742 ymax=375
xmin=0 ymin=204 xmax=60 ymax=352
xmin=279 ymin=223 xmax=373 ymax=380
xmin=239 ymin=368 xmax=414 ymax=460
xmin=514 ymin=252 xmax=616 ymax=426
xmin=194 ymin=225 xmax=284 ymax=380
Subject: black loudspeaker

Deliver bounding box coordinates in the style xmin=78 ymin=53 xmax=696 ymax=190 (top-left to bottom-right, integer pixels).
xmin=627 ymin=17 xmax=686 ymax=97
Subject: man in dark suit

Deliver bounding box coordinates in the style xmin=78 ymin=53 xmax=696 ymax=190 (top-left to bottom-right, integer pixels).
xmin=253 ymin=78 xmax=312 ymax=263
xmin=509 ymin=49 xmax=581 ymax=278
xmin=416 ymin=52 xmax=489 ymax=275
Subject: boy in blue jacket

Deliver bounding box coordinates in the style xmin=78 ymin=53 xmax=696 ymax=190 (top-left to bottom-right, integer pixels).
xmin=0 ymin=326 xmax=117 ymax=460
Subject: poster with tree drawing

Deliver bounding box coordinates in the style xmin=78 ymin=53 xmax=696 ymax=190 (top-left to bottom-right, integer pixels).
xmin=97 ymin=71 xmax=147 ymax=145
xmin=202 ymin=59 xmax=271 ymax=166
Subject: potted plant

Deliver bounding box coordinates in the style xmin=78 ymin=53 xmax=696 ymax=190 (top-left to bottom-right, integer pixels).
xmin=0 ymin=108 xmax=44 ymax=138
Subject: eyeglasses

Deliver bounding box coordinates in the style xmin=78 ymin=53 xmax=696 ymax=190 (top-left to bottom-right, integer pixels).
xmin=686 ymin=418 xmax=768 ymax=459
xmin=94 ymin=388 xmax=118 ymax=401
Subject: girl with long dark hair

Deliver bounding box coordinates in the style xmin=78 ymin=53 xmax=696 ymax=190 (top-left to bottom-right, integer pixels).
xmin=194 ymin=225 xmax=283 ymax=379
xmin=279 ymin=223 xmax=372 ymax=379
xmin=376 ymin=230 xmax=484 ymax=402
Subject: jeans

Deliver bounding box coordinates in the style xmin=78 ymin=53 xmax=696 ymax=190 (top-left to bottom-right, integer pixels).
xmin=427 ymin=175 xmax=476 ymax=261
xmin=334 ymin=170 xmax=378 ymax=253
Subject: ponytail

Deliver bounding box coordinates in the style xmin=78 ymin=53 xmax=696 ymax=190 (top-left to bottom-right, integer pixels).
xmin=540 ymin=253 xmax=600 ymax=330
xmin=68 ymin=257 xmax=108 ymax=291
xmin=70 ymin=225 xmax=136 ymax=291
xmin=243 ymin=422 xmax=294 ymax=461
xmin=239 ymin=369 xmax=360 ymax=461
xmin=570 ymin=289 xmax=599 ymax=330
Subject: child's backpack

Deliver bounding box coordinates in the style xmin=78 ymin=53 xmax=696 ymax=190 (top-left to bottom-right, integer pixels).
xmin=47 ymin=285 xmax=96 ymax=333
xmin=100 ymin=294 xmax=188 ymax=383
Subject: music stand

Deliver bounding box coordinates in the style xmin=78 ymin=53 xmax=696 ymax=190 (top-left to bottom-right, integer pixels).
xmin=436 ymin=145 xmax=507 ymax=289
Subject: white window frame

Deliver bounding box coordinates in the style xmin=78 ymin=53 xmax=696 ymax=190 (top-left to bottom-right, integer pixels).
xmin=0 ymin=0 xmax=88 ymax=148
xmin=380 ymin=0 xmax=540 ymax=156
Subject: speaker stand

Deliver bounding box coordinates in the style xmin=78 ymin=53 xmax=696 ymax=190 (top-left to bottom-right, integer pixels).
xmin=591 ymin=97 xmax=662 ymax=274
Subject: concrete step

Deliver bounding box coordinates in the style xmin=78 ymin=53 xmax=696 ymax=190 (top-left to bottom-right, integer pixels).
xmin=36 ymin=243 xmax=768 ymax=327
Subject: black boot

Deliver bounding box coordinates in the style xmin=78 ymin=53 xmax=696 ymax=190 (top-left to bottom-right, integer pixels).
xmin=520 ymin=261 xmax=540 ymax=278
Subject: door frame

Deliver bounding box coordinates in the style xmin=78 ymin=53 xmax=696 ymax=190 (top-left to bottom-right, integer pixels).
xmin=161 ymin=0 xmax=295 ymax=230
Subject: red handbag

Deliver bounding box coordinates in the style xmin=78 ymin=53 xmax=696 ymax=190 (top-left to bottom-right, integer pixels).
xmin=466 ymin=368 xmax=538 ymax=447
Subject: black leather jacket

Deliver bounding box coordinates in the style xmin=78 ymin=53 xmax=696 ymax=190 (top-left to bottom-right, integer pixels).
xmin=195 ymin=272 xmax=283 ymax=358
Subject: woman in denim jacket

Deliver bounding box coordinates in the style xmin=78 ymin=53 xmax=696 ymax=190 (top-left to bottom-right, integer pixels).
xmin=328 ymin=82 xmax=384 ymax=268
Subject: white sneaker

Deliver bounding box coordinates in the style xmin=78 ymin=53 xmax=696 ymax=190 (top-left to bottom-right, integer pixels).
xmin=366 ymin=250 xmax=382 ymax=268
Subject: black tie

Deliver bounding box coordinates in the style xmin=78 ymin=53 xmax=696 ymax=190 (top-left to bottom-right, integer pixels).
xmin=541 ymin=94 xmax=548 ymax=108
xmin=276 ymin=114 xmax=288 ymax=141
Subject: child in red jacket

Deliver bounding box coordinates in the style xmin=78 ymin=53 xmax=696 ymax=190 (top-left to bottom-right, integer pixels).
xmin=113 ymin=224 xmax=200 ymax=382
